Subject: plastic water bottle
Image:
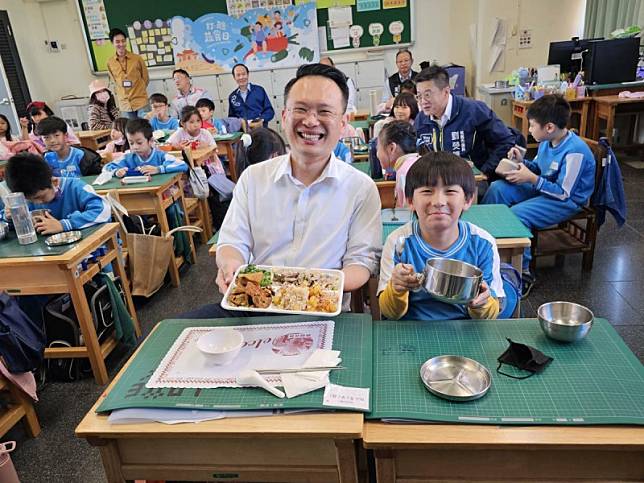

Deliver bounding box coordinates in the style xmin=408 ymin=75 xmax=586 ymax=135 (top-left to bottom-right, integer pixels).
xmin=4 ymin=192 xmax=37 ymax=245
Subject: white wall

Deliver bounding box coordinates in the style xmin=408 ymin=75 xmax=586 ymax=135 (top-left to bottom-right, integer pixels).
xmin=1 ymin=0 xmax=585 ymax=108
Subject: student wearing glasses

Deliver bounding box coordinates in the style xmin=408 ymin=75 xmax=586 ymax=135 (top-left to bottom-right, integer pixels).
xmin=414 ymin=66 xmax=516 ymax=178
xmin=179 ymin=63 xmax=382 ymax=318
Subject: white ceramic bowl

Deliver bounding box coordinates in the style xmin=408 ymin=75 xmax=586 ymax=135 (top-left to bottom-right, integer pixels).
xmin=197 ymin=328 xmax=244 ymax=365
xmin=495 ymin=158 xmax=521 ymax=177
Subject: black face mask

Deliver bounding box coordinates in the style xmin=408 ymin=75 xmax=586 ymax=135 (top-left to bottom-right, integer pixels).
xmin=497 ymin=338 xmax=553 ymax=379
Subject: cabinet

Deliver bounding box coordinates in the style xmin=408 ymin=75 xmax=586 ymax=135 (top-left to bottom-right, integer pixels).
xmin=477 ymin=85 xmax=514 ymax=126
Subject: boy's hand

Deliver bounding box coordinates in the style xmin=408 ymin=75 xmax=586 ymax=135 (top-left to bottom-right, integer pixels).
xmin=505 ymin=163 xmax=538 ymax=185
xmin=115 ymin=168 xmax=127 ymax=178
xmin=35 ymin=212 xmax=63 ymax=235
xmin=391 ymin=263 xmax=422 ymax=293
xmin=138 ymin=165 xmax=159 ymax=175
xmin=468 ymin=280 xmax=491 ymax=309
xmin=507 ymin=146 xmax=524 ymax=162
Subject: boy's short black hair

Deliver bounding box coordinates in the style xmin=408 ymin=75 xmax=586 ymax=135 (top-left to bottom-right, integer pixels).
xmin=5 ymin=153 xmax=53 ymax=197
xmin=36 ymin=116 xmax=67 ymax=136
xmin=527 ymin=94 xmax=571 ymax=129
xmin=109 ymin=28 xmax=127 ymax=42
xmin=405 ymin=151 xmax=476 ymax=201
xmin=414 ymin=65 xmax=450 ymax=89
xmin=125 ymin=118 xmax=153 ymax=140
xmin=284 ymin=63 xmax=348 ymax=112
xmin=196 ymin=98 xmax=215 ymax=111
xmin=149 ymin=93 xmax=169 ymax=105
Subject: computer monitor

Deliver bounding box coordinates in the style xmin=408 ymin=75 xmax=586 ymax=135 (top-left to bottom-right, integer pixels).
xmin=583 ymin=37 xmax=641 ymax=84
xmin=547 ymin=38 xmax=602 ymax=74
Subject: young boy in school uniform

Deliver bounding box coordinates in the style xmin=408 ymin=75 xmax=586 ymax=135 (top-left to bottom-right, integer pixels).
xmin=481 ymin=95 xmax=595 ymax=296
xmin=378 ymin=152 xmax=504 ymax=321
xmin=104 ymin=118 xmax=188 ymax=178
xmin=148 ymin=93 xmax=180 ymax=131
xmin=196 ymin=98 xmax=227 ymax=134
xmin=2 ymin=153 xmax=111 ymax=234
xmin=38 ymin=116 xmax=87 ymax=178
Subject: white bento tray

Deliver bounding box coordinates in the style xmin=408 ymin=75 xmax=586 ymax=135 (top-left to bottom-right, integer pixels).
xmin=220 ymin=264 xmax=344 ymax=317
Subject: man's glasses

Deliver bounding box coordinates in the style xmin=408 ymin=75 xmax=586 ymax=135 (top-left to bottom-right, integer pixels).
xmin=287 ymin=107 xmax=340 ymax=121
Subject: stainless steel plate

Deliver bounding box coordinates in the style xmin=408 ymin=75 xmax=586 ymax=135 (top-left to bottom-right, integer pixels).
xmin=45 ymin=231 xmax=82 ymax=246
xmin=420 ymin=355 xmax=491 ymax=402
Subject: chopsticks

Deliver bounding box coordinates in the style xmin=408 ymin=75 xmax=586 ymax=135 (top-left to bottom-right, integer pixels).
xmin=255 ymin=366 xmax=346 ymax=375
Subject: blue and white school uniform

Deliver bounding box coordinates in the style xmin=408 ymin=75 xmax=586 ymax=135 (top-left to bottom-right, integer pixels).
xmin=44 ymin=147 xmax=85 ymax=178
xmin=150 ymin=116 xmax=179 ymax=131
xmin=378 ymin=219 xmax=504 ymax=321
xmin=104 ymin=148 xmax=188 ymax=174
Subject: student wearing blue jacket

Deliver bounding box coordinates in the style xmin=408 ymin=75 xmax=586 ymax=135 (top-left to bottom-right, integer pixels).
xmin=414 ymin=66 xmax=516 ymax=177
xmin=104 ymin=118 xmax=188 ymax=178
xmin=482 ymin=95 xmax=595 ymax=295
xmin=228 ymin=63 xmax=275 ymax=128
xmin=2 ymin=153 xmax=111 ymax=234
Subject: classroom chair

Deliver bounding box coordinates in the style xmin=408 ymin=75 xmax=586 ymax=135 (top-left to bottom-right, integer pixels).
xmin=0 ymin=371 xmax=41 ymax=439
xmin=182 ymin=149 xmax=214 ymax=243
xmin=529 ymin=137 xmax=606 ymax=272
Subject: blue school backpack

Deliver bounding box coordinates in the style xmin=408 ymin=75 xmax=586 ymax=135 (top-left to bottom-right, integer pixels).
xmin=0 ymin=292 xmax=46 ymax=373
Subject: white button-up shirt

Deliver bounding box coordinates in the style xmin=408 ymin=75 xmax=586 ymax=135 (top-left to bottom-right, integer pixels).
xmin=217 ymin=153 xmax=382 ymax=275
xmin=171 ymin=86 xmax=212 ymax=118
xmin=431 ymin=93 xmax=453 ymax=128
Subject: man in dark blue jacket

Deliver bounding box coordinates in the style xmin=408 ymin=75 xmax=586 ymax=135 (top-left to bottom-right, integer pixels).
xmin=414 ymin=66 xmax=516 ymax=177
xmin=228 ymin=63 xmax=275 ymax=128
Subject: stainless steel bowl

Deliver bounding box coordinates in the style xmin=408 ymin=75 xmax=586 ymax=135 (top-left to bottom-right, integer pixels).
xmin=45 ymin=231 xmax=82 ymax=247
xmin=420 ymin=355 xmax=491 ymax=402
xmin=0 ymin=221 xmax=8 ymax=241
xmin=538 ymin=301 xmax=594 ymax=342
xmin=422 ymin=258 xmax=483 ymax=305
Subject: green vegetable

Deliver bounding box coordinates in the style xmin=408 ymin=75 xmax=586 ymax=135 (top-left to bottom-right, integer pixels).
xmin=240 ymin=265 xmax=272 ymax=287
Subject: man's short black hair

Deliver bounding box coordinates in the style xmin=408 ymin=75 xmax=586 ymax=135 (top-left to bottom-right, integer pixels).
xmin=415 ymin=65 xmax=450 ymax=89
xmin=405 ymin=151 xmax=476 ymax=201
xmin=149 ymin=93 xmax=169 ymax=105
xmin=527 ymin=94 xmax=571 ymax=129
xmin=172 ymin=68 xmax=191 ymax=78
xmin=232 ymin=63 xmax=249 ymax=76
xmin=125 ymin=118 xmax=153 ymax=140
xmin=6 ymin=153 xmax=53 ymax=197
xmin=109 ymin=28 xmax=127 ymax=42
xmin=284 ymin=63 xmax=349 ymax=113
xmin=196 ymin=98 xmax=215 ymax=111
xmin=36 ymin=116 xmax=67 ymax=136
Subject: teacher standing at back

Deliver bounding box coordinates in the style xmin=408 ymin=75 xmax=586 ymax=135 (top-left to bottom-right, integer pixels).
xmin=106 ymin=28 xmax=150 ymax=119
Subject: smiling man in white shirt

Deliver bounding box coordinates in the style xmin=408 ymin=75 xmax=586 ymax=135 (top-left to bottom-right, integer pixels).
xmin=180 ymin=63 xmax=382 ymax=318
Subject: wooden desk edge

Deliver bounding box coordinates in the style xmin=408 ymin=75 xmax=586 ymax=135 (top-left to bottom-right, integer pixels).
xmin=93 ymin=173 xmax=181 ymax=195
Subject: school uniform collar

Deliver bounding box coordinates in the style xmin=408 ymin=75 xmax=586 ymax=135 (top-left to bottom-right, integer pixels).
xmin=273 ymin=152 xmax=342 ymax=185
xmin=412 ymin=219 xmax=469 ymax=259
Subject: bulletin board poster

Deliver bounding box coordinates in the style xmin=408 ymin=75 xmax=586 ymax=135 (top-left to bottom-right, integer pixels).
xmin=127 ymin=19 xmax=175 ymax=68
xmin=82 ymin=0 xmax=110 ymax=40
xmin=171 ymin=2 xmax=319 ymax=75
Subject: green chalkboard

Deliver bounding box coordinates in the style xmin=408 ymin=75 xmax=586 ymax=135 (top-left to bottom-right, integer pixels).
xmin=77 ymin=0 xmax=414 ymax=72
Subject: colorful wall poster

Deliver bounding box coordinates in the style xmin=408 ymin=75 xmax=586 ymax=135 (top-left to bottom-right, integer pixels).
xmin=171 ymin=2 xmax=319 ymax=75
xmin=383 ymin=0 xmax=406 ymax=8
xmin=127 ymin=19 xmax=175 ymax=67
xmin=295 ymin=0 xmax=354 ymax=7
xmin=82 ymin=0 xmax=110 ymax=40
xmin=356 ymin=0 xmax=379 ymax=12
xmin=227 ymin=0 xmax=293 ymax=18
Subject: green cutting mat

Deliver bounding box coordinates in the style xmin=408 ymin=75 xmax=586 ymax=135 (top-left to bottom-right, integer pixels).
xmin=368 ymin=318 xmax=644 ymax=425
xmin=80 ymin=172 xmax=178 ymax=191
xmin=353 ymin=161 xmax=370 ymax=176
xmin=97 ymin=314 xmax=372 ymax=413
xmin=0 ymin=224 xmax=102 ymax=258
xmin=213 ymin=132 xmax=243 ymax=142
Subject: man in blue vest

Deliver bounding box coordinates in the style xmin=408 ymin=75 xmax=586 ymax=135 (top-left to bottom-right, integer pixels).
xmin=228 ymin=63 xmax=275 ymax=128
xmin=414 ymin=65 xmax=516 ymax=177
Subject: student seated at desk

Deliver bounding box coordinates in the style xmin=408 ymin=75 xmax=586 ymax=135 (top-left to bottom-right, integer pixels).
xmin=20 ymin=101 xmax=80 ymax=151
xmin=377 ymin=120 xmax=419 ymax=208
xmin=104 ymin=118 xmax=188 ymax=178
xmin=39 ymin=116 xmax=102 ymax=177
xmin=196 ymin=98 xmax=227 ymax=134
xmin=149 ymin=93 xmax=180 ymax=132
xmin=481 ymin=95 xmax=595 ymax=296
xmin=2 ymin=153 xmax=111 ymax=234
xmin=99 ymin=117 xmax=129 ymax=161
xmin=167 ymin=106 xmax=224 ymax=175
xmin=378 ymin=152 xmax=504 ymax=321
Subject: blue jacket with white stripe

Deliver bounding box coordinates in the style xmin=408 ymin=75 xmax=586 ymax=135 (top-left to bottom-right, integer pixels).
xmin=526 ymin=131 xmax=595 ymax=206
xmin=414 ymin=94 xmax=516 ymax=176
xmin=104 ymin=148 xmax=188 ymax=175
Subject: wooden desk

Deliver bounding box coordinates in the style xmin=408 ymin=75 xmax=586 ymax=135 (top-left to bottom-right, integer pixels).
xmin=76 ymin=326 xmax=363 ymax=483
xmin=513 ymin=98 xmax=592 ymax=148
xmin=214 ymin=133 xmax=243 ymax=182
xmin=86 ymin=173 xmax=197 ymax=288
xmin=78 ymin=129 xmax=111 ymax=151
xmin=591 ymin=95 xmax=644 ymax=148
xmin=0 ymin=223 xmax=140 ymax=385
xmin=364 ymin=421 xmax=644 ymax=482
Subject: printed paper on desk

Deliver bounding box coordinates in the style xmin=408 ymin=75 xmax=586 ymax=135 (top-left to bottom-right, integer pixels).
xmin=323 ymin=383 xmax=370 ymax=411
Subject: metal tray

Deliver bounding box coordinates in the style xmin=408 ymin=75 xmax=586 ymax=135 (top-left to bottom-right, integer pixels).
xmin=420 ymin=355 xmax=491 ymax=402
xmin=45 ymin=231 xmax=82 ymax=246
xmin=221 ymin=264 xmax=344 ymax=317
